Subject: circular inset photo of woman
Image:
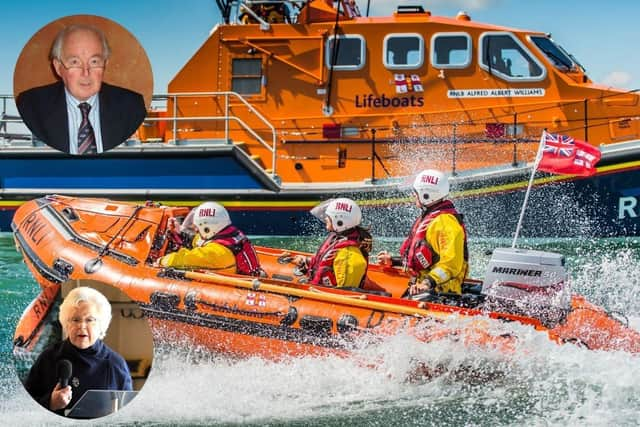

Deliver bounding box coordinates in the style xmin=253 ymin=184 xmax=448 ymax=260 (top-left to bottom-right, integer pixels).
xmin=13 ymin=282 xmax=154 ymax=419
xmin=13 ymin=15 xmax=152 ymax=155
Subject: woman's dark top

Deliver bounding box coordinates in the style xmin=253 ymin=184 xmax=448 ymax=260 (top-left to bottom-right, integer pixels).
xmin=24 ymin=339 xmax=132 ymax=415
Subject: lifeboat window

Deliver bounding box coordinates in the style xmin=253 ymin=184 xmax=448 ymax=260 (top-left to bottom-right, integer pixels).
xmin=231 ymin=58 xmax=263 ymax=95
xmin=529 ymin=35 xmax=577 ymax=72
xmin=431 ymin=33 xmax=471 ymax=69
xmin=479 ymin=32 xmax=546 ymax=81
xmin=325 ymin=34 xmax=366 ymax=71
xmin=383 ymin=33 xmax=424 ymax=70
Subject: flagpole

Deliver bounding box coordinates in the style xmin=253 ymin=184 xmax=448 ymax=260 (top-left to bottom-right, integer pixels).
xmin=511 ymin=130 xmax=547 ymax=248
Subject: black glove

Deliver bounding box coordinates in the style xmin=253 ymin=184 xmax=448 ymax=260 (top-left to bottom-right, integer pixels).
xmin=179 ymin=230 xmax=196 ymax=249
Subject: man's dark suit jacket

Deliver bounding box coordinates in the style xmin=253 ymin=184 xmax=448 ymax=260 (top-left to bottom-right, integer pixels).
xmin=16 ymin=81 xmax=146 ymax=154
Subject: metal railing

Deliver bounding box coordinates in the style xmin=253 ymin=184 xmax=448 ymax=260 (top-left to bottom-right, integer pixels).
xmin=4 ymin=87 xmax=640 ymax=183
xmin=149 ymin=91 xmax=278 ymax=176
xmin=229 ymin=1 xmax=310 ymax=25
xmin=0 ymin=92 xmax=278 ymax=177
xmin=0 ymin=95 xmax=32 ymax=143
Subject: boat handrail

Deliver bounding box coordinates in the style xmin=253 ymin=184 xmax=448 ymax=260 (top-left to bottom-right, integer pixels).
xmin=0 ymin=91 xmax=279 ymax=178
xmin=3 ymin=88 xmax=638 ymax=179
xmin=237 ymin=2 xmax=272 ymax=31
xmin=229 ymin=1 xmax=359 ymax=26
xmin=231 ymin=1 xmax=306 ymax=26
xmin=153 ymin=91 xmax=278 ymax=178
xmin=0 ymin=95 xmax=33 ymax=144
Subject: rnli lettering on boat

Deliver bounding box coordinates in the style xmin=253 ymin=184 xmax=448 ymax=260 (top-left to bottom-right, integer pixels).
xmin=619 ymin=195 xmax=640 ymax=219
xmin=20 ymin=212 xmax=48 ymax=246
xmin=447 ymin=88 xmax=545 ymax=98
xmin=491 ymin=266 xmax=542 ymax=277
xmin=355 ymin=94 xmax=424 ymax=108
xmin=32 ymin=293 xmax=50 ymax=318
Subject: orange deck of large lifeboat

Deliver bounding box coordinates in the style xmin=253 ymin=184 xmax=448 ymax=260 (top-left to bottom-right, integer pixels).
xmin=155 ymin=0 xmax=640 ymax=184
xmin=11 ymin=195 xmax=640 ymax=362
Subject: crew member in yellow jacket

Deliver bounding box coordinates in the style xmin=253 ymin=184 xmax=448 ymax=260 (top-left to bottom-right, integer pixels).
xmin=377 ymin=169 xmax=468 ymax=296
xmin=293 ymin=198 xmax=372 ymax=288
xmin=158 ymin=202 xmax=263 ymax=276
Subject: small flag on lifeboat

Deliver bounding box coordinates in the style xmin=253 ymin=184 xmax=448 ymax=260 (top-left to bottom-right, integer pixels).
xmin=394 ymin=74 xmax=408 ymax=93
xmin=410 ymin=74 xmax=424 ymax=92
xmin=536 ymin=131 xmax=601 ymax=176
xmin=394 ymin=74 xmax=424 ymax=93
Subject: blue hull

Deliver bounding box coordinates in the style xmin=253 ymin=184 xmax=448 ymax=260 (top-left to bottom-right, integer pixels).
xmin=0 ymin=147 xmax=270 ymax=191
xmin=2 ymin=146 xmax=640 ymax=238
xmin=456 ymin=165 xmax=640 ymax=238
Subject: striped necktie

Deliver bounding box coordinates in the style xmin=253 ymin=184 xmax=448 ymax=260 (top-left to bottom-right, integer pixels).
xmin=78 ymin=102 xmax=97 ymax=155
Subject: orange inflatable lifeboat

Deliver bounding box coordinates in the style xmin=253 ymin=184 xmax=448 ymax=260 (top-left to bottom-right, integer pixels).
xmin=12 ymin=195 xmax=640 ymax=361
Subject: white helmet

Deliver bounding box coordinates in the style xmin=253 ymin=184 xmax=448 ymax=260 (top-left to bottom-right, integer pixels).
xmin=324 ymin=198 xmax=362 ymax=232
xmin=413 ymin=169 xmax=449 ymax=207
xmin=193 ymin=202 xmax=231 ymax=240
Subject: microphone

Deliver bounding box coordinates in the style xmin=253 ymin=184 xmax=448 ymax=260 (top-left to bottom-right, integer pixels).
xmin=56 ymin=359 xmax=72 ymax=388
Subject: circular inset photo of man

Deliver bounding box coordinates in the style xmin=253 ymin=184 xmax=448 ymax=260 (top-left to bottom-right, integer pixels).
xmin=13 ymin=282 xmax=154 ymax=419
xmin=13 ymin=15 xmax=152 ymax=155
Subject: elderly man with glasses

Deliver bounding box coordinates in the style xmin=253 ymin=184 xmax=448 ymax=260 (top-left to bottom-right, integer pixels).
xmin=16 ymin=24 xmax=146 ymax=155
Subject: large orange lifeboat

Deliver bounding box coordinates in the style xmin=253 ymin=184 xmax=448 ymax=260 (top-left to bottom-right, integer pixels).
xmin=3 ymin=1 xmax=640 ymax=239
xmin=12 ymin=195 xmax=640 ymax=361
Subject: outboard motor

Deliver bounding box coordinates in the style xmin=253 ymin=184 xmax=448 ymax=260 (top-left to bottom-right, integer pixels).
xmin=481 ymin=247 xmax=571 ymax=327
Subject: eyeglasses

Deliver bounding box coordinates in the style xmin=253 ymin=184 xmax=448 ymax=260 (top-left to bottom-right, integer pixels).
xmin=59 ymin=56 xmax=106 ymax=71
xmin=69 ymin=316 xmax=98 ymax=326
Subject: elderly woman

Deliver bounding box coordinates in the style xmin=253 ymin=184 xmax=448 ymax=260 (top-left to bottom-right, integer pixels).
xmin=24 ymin=286 xmax=132 ymax=416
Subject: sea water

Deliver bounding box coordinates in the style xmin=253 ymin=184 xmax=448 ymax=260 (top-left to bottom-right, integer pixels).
xmin=0 ymin=232 xmax=639 ymax=426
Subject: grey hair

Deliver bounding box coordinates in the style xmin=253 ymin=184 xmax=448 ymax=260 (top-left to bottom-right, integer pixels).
xmin=50 ymin=24 xmax=111 ymax=62
xmin=59 ymin=286 xmax=112 ymax=340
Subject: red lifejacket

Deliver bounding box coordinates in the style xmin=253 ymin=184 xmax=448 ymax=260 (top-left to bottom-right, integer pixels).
xmin=201 ymin=225 xmax=263 ymax=276
xmin=400 ymin=200 xmax=468 ymax=277
xmin=308 ymin=227 xmax=371 ymax=287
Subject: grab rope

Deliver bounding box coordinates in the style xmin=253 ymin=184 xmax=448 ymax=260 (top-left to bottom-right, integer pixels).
xmin=85 ymin=205 xmax=143 ymax=273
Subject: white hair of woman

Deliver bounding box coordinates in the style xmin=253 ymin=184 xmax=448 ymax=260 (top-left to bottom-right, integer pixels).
xmin=59 ymin=286 xmax=112 ymax=340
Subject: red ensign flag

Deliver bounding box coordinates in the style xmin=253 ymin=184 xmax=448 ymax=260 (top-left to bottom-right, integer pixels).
xmin=537 ymin=131 xmax=601 ymax=176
